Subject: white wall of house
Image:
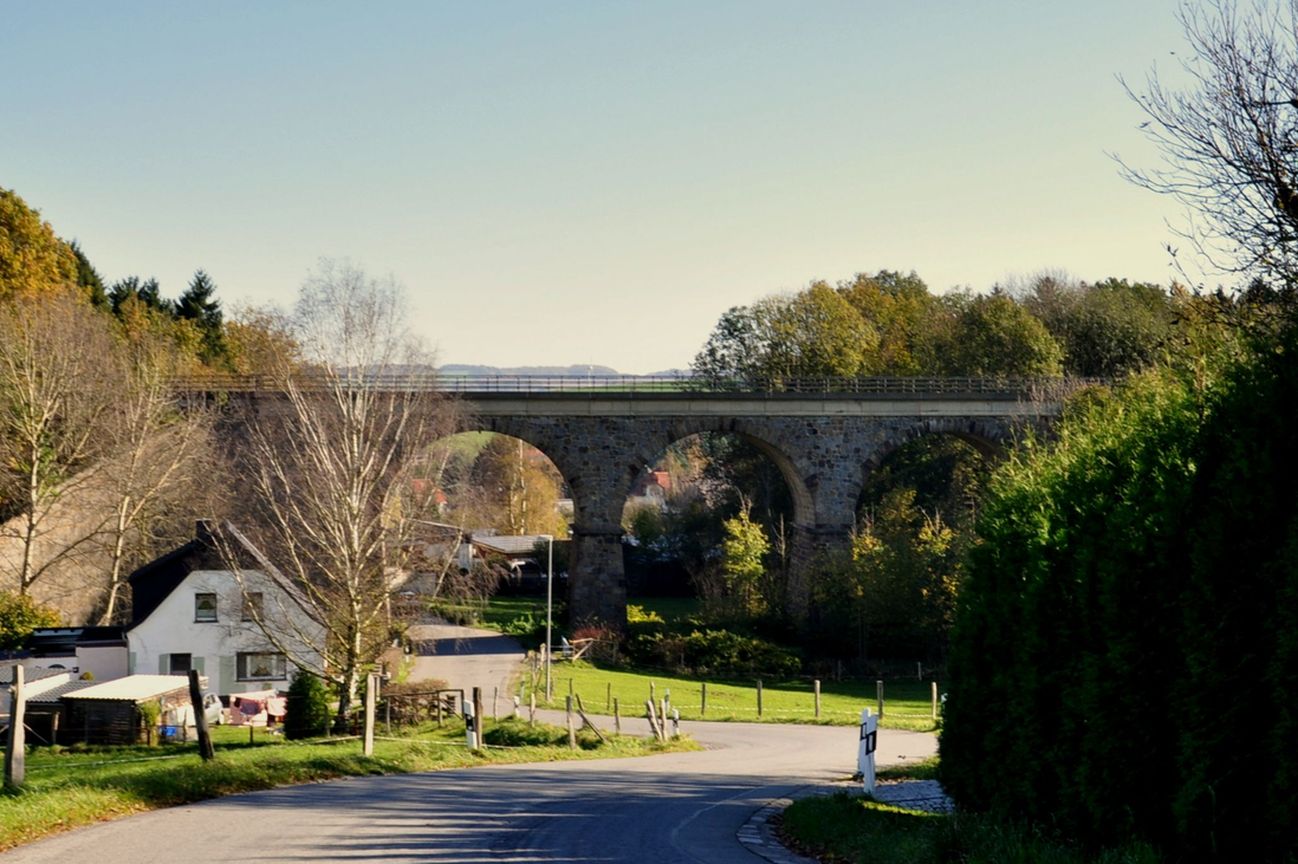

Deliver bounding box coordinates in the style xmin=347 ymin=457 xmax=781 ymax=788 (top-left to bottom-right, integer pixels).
xmin=127 ymin=569 xmax=323 ymax=697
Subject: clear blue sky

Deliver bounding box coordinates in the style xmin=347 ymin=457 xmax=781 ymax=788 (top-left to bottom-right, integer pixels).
xmin=3 ymin=1 xmax=1191 ymax=373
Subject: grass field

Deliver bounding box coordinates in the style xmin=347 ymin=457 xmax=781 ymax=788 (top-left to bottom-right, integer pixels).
xmin=0 ymin=717 xmax=695 ymax=851
xmin=780 ymin=794 xmax=1161 ymax=864
xmin=523 ymin=659 xmax=940 ymax=731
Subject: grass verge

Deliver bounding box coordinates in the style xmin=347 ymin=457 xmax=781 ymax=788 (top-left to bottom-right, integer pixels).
xmin=780 ymin=794 xmax=1162 ymax=864
xmin=526 ymin=660 xmax=939 ymax=731
xmin=0 ymin=718 xmax=696 ymax=852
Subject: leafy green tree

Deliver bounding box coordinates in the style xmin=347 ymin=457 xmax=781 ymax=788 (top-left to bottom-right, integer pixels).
xmin=693 ymin=281 xmax=879 ymax=383
xmin=837 ymin=270 xmax=952 ymax=375
xmin=468 ymin=435 xmax=568 ymax=537
xmin=940 ymin=292 xmax=1063 ymax=376
xmin=720 ymin=507 xmax=769 ymax=616
xmin=175 ymin=270 xmax=230 ymax=367
xmin=764 ymin=282 xmax=879 ymax=380
xmin=692 ymin=305 xmax=769 ymax=384
xmin=108 ymin=276 xmax=170 ymax=317
xmin=816 ymin=488 xmax=963 ymax=663
xmin=225 ymin=304 xmax=301 ymax=376
xmin=68 ymin=241 xmax=108 ymax=309
xmin=1023 ymin=275 xmax=1175 ymax=377
xmin=0 ymin=591 xmax=60 ymax=649
xmin=0 ymin=188 xmax=78 ymax=302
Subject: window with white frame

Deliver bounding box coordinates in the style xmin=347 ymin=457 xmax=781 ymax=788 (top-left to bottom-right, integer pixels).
xmin=236 ymin=652 xmax=286 ymax=681
xmin=194 ymin=593 xmax=218 ymax=622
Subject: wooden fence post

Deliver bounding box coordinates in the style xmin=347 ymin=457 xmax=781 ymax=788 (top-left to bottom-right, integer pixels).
xmin=756 ymin=679 xmax=763 ymax=717
xmin=876 ymin=679 xmax=884 ymax=719
xmin=814 ymin=679 xmax=821 ymax=719
xmin=606 ymin=682 xmax=612 ymax=712
xmin=701 ymin=682 xmax=707 ymax=717
xmin=613 ymin=697 xmax=621 ymax=734
xmin=645 ymin=699 xmax=664 ymax=742
xmin=566 ymin=695 xmax=576 ymax=749
xmin=529 ymin=690 xmax=536 ymax=727
xmin=473 ymin=687 xmax=486 ymax=749
xmin=492 ymin=686 xmax=499 ymax=721
xmin=187 ymin=669 xmax=214 ymax=761
xmin=931 ymin=681 xmax=939 ymax=722
xmin=5 ymin=666 xmax=26 ymax=788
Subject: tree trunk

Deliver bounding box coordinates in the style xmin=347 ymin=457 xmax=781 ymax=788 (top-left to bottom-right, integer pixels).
xmin=99 ymin=498 xmax=132 ymax=626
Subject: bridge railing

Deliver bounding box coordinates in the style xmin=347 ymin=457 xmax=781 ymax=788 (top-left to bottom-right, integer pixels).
xmin=174 ymin=373 xmax=1106 ymax=398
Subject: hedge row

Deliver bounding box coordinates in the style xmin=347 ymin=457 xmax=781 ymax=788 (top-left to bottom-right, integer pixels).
xmin=941 ymin=334 xmax=1298 ymax=862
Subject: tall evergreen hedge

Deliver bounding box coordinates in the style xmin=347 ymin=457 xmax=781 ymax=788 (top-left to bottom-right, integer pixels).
xmin=284 ymin=670 xmax=332 ymax=740
xmin=941 ymin=332 xmax=1298 ymax=861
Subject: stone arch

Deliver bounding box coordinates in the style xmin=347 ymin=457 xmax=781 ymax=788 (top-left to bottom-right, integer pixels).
xmin=626 ymin=418 xmax=815 ymax=529
xmin=863 ymin=417 xmax=1013 ymax=474
xmin=845 ymin=416 xmax=1022 ymax=528
xmin=451 ymin=416 xmax=585 ymax=526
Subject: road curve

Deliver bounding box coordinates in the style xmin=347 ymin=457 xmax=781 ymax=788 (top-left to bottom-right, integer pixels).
xmin=4 ymin=718 xmax=934 ymax=863
xmin=7 ymin=628 xmax=936 ymax=863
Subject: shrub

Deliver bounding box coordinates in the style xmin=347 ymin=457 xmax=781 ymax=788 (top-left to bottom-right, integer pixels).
xmin=570 ymin=624 xmax=622 ymax=664
xmin=284 ymin=670 xmax=332 ymax=740
xmin=0 ymin=592 xmax=60 ymax=649
xmin=942 ymin=337 xmax=1298 ymax=861
xmin=482 ymin=718 xmax=565 ymax=747
xmin=626 ymin=628 xmax=800 ymax=678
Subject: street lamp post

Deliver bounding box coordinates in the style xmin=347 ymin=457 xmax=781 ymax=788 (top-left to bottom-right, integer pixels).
xmin=543 ymin=534 xmax=554 ymax=702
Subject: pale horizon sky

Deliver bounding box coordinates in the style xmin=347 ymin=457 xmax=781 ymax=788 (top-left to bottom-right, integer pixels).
xmin=5 ymin=1 xmax=1199 ymax=373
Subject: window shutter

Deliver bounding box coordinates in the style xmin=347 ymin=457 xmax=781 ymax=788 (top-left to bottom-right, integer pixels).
xmin=193 ymin=656 xmax=206 ymax=675
xmin=219 ymin=655 xmax=236 ymax=695
xmin=158 ymin=654 xmax=169 ymax=675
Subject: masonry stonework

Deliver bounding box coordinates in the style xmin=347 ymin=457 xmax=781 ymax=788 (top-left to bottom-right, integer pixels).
xmin=475 ymin=408 xmax=1041 ymax=627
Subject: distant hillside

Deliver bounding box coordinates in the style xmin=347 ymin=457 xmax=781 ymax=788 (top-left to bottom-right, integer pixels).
xmin=438 ymin=364 xmax=621 ymax=377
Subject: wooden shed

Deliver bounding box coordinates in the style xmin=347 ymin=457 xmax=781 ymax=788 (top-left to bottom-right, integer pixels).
xmin=61 ymin=674 xmax=196 ymax=745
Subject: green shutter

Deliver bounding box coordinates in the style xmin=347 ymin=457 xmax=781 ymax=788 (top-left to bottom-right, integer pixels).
xmin=158 ymin=654 xmax=169 ymax=674
xmin=193 ymin=656 xmax=206 ymax=675
xmin=128 ymin=652 xmax=137 ymax=675
xmin=219 ymin=655 xmax=236 ymax=695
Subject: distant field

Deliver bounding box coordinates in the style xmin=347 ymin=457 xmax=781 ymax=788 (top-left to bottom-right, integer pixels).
xmin=525 ymin=660 xmax=939 ymax=731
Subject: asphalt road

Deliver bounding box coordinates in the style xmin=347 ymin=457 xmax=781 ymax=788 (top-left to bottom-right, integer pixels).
xmin=4 ymin=628 xmax=938 ymax=863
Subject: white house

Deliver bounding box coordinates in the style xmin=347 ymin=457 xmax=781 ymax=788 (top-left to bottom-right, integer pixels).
xmin=126 ymin=522 xmax=324 ymax=697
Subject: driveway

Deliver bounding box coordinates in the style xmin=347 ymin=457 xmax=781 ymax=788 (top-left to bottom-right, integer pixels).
xmin=404 ymin=623 xmax=525 ymax=703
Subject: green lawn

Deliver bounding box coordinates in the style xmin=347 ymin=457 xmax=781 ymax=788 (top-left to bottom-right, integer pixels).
xmin=780 ymin=794 xmax=1162 ymax=864
xmin=524 ymin=659 xmax=940 ymax=731
xmin=0 ymin=717 xmax=694 ymax=851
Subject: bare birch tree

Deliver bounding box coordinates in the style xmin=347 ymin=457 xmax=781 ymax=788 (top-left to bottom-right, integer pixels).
xmin=0 ymin=292 xmax=122 ymax=596
xmin=226 ymin=260 xmax=460 ymax=725
xmin=95 ymin=336 xmax=216 ymax=624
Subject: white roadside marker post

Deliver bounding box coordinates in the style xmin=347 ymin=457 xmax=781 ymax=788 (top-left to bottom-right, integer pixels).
xmin=857 ymin=708 xmax=878 ymax=795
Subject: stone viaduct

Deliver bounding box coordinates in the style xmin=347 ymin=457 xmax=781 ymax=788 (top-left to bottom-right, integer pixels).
xmin=458 ymin=381 xmax=1068 ymax=626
